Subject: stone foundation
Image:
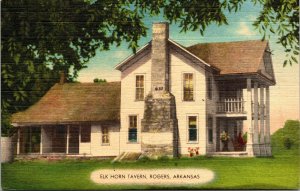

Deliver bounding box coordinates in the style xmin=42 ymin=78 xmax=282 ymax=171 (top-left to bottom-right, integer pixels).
xmin=141 ymin=143 xmax=173 ymax=158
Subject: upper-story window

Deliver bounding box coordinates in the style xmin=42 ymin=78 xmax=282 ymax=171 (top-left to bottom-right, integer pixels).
xmin=135 ymin=75 xmax=144 ymax=101
xmin=207 ymin=77 xmax=212 ymax=100
xmin=183 ymin=73 xmax=194 ymax=101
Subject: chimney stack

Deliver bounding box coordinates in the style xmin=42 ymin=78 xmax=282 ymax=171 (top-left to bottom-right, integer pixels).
xmin=141 ymin=22 xmax=179 ymax=158
xmin=151 ymin=22 xmax=169 ymax=96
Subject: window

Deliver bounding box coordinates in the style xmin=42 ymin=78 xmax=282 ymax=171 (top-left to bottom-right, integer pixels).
xmin=128 ymin=115 xmax=137 ymax=142
xmin=183 ymin=73 xmax=194 ymax=101
xmin=188 ymin=116 xmax=198 ymax=142
xmin=135 ymin=75 xmax=144 ymax=101
xmin=81 ymin=125 xmax=91 ymax=143
xmin=207 ymin=77 xmax=212 ymax=100
xmin=102 ymin=126 xmax=109 ymax=144
xmin=208 ymin=117 xmax=213 ymax=143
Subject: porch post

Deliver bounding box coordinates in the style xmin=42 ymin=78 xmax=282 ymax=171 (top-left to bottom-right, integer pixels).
xmin=265 ymin=86 xmax=272 ymax=156
xmin=246 ymin=78 xmax=254 ymax=156
xmin=213 ymin=116 xmax=217 ymax=152
xmin=253 ymin=82 xmax=260 ymax=156
xmin=66 ymin=125 xmax=70 ymax=154
xmin=17 ymin=128 xmax=20 ymax=155
xmin=40 ymin=126 xmax=43 ymax=154
xmin=259 ymin=86 xmax=266 ymax=156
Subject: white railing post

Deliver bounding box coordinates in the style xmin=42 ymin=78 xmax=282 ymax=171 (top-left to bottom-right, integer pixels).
xmin=253 ymin=82 xmax=260 ymax=155
xmin=265 ymin=86 xmax=272 ymax=156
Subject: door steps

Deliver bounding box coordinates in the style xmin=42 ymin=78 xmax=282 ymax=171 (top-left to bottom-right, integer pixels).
xmin=112 ymin=152 xmax=142 ymax=162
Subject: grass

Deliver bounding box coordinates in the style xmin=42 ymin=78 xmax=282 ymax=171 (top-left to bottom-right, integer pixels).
xmin=2 ymin=150 xmax=299 ymax=190
xmin=2 ymin=120 xmax=300 ymax=190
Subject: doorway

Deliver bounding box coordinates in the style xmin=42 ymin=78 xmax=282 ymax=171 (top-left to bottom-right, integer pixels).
xmin=68 ymin=126 xmax=79 ymax=154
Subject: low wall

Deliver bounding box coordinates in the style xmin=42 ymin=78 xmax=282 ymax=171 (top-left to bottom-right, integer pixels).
xmin=1 ymin=137 xmax=14 ymax=163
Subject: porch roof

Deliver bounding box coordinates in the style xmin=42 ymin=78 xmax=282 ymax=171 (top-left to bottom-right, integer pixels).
xmin=12 ymin=82 xmax=121 ymax=126
xmin=186 ymin=40 xmax=269 ymax=75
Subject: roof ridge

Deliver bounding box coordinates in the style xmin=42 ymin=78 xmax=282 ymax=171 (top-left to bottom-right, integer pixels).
xmin=55 ymin=81 xmax=121 ymax=85
xmin=187 ymin=39 xmax=268 ymax=48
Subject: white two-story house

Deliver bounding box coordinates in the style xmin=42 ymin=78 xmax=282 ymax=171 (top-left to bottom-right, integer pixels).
xmin=11 ymin=22 xmax=276 ymax=158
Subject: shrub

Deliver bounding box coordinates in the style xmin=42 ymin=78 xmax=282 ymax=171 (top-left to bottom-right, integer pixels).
xmin=157 ymin=155 xmax=169 ymax=162
xmin=138 ymin=156 xmax=151 ymax=162
xmin=283 ymin=137 xmax=293 ymax=149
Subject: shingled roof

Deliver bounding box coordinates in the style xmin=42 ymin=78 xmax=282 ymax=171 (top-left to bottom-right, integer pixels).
xmin=186 ymin=40 xmax=269 ymax=75
xmin=12 ymin=82 xmax=121 ymax=126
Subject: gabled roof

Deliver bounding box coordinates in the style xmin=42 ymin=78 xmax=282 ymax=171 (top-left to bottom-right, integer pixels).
xmin=115 ymin=39 xmax=273 ymax=82
xmin=186 ymin=40 xmax=269 ymax=75
xmin=12 ymin=82 xmax=121 ymax=126
xmin=115 ymin=39 xmax=218 ymax=72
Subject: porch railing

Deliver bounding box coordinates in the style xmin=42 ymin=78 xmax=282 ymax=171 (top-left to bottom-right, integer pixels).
xmin=217 ymin=98 xmax=245 ymax=113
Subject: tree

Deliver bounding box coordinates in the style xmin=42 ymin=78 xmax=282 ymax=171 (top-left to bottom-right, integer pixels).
xmin=93 ymin=78 xmax=107 ymax=83
xmin=252 ymin=0 xmax=299 ymax=66
xmin=1 ymin=0 xmax=298 ymax=135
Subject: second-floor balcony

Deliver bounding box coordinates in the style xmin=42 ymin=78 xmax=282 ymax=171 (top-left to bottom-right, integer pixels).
xmin=217 ymin=98 xmax=245 ymax=114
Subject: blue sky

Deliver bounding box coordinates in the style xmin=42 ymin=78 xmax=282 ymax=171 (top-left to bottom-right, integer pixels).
xmin=78 ymin=1 xmax=265 ymax=82
xmin=77 ymin=1 xmax=299 ymax=132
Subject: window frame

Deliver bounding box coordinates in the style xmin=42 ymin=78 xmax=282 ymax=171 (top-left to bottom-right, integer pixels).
xmin=135 ymin=74 xmax=145 ymax=101
xmin=128 ymin=115 xmax=138 ymax=143
xmin=182 ymin=73 xmax=195 ymax=102
xmin=187 ymin=114 xmax=199 ymax=143
xmin=101 ymin=125 xmax=110 ymax=145
xmin=80 ymin=124 xmax=91 ymax=143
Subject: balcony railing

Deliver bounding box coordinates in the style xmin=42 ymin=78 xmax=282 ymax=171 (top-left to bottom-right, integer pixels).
xmin=217 ymin=98 xmax=245 ymax=113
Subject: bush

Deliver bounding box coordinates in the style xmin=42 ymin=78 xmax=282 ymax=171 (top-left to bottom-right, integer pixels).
xmin=138 ymin=156 xmax=151 ymax=162
xmin=157 ymin=155 xmax=169 ymax=162
xmin=283 ymin=137 xmax=293 ymax=149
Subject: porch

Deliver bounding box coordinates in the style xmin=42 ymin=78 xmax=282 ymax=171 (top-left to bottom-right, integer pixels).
xmin=212 ymin=77 xmax=273 ymax=156
xmin=15 ymin=124 xmax=91 ymax=155
xmin=215 ymin=118 xmax=247 ymax=152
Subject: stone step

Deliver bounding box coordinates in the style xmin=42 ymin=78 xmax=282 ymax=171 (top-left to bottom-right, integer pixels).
xmin=209 ymin=151 xmax=248 ymax=157
xmin=112 ymin=152 xmax=142 ymax=162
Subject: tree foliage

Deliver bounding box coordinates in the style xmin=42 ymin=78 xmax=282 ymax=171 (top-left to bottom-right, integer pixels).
xmin=252 ymin=0 xmax=299 ymax=66
xmin=93 ymin=78 xmax=107 ymax=83
xmin=1 ymin=0 xmax=298 ymax=135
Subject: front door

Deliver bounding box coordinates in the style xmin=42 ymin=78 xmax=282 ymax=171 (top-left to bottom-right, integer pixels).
xmin=68 ymin=126 xmax=79 ymax=154
xmin=52 ymin=125 xmax=67 ymax=153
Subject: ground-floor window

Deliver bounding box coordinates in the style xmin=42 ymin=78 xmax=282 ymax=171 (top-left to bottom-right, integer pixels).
xmin=81 ymin=124 xmax=91 ymax=143
xmin=102 ymin=126 xmax=109 ymax=144
xmin=188 ymin=116 xmax=198 ymax=142
xmin=20 ymin=126 xmax=41 ymax=153
xmin=128 ymin=115 xmax=137 ymax=142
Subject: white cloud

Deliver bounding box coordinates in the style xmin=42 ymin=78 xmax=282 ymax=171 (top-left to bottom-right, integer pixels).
xmin=236 ymin=22 xmax=256 ymax=36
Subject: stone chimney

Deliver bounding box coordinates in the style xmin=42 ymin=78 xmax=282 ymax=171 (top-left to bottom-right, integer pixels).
xmin=141 ymin=23 xmax=179 ymax=158
xmin=151 ymin=22 xmax=169 ymax=96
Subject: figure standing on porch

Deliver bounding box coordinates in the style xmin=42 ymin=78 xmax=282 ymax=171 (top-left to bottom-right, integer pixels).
xmin=220 ymin=131 xmax=230 ymax=151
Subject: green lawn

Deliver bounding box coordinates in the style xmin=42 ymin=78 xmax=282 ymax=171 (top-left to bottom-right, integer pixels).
xmin=1 ymin=149 xmax=299 ymax=190
xmin=3 ymin=121 xmax=299 ymax=190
